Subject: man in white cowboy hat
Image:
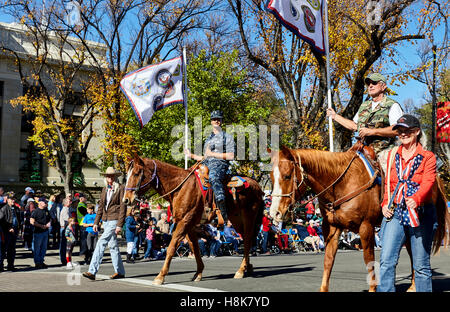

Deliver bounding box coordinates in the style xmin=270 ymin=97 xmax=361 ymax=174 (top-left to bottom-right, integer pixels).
xmin=82 ymin=167 xmax=127 ymax=280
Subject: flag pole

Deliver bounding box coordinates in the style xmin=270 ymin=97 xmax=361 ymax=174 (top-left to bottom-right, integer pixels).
xmin=183 ymin=47 xmax=189 ymax=169
xmin=324 ymin=0 xmax=334 ymax=152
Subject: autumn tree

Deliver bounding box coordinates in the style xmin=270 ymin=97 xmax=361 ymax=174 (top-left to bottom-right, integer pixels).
xmin=1 ymin=0 xmax=222 ymax=194
xmin=1 ymin=1 xmax=106 ymax=194
xmin=228 ymin=0 xmax=443 ymax=151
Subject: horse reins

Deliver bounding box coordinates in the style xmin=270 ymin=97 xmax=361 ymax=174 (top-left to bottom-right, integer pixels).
xmin=274 ymin=149 xmax=379 ymax=217
xmin=128 ymin=159 xmax=203 ymax=203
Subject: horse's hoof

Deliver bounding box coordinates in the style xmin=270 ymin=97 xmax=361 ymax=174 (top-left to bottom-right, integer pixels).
xmin=234 ymin=271 xmax=244 ymax=279
xmin=153 ymin=278 xmax=164 ymax=285
xmin=192 ymin=273 xmax=202 ymax=282
xmin=319 ymin=286 xmax=329 ymax=292
xmin=406 ymin=285 xmax=416 ymax=292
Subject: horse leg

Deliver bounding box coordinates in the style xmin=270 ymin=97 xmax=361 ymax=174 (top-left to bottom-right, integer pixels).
xmin=320 ymin=224 xmax=342 ymax=292
xmin=359 ymin=221 xmax=377 ymax=292
xmin=405 ymin=240 xmax=416 ymax=292
xmin=153 ymin=222 xmax=186 ymax=285
xmin=234 ymin=224 xmax=252 ymax=279
xmin=186 ymin=230 xmax=204 ymax=282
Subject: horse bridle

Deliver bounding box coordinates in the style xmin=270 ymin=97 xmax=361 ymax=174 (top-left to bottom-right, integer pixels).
xmin=271 ymin=158 xmax=306 ymax=215
xmin=125 ymin=159 xmax=159 ymax=194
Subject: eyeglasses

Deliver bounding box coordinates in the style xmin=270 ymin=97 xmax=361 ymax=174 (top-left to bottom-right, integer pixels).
xmin=211 ymin=118 xmax=222 ymax=122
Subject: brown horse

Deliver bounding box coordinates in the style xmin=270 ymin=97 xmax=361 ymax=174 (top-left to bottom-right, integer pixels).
xmin=122 ymin=155 xmax=264 ymax=285
xmin=268 ymin=146 xmax=449 ymax=292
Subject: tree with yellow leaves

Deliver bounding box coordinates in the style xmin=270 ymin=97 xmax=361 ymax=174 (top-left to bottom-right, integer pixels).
xmin=228 ymin=0 xmax=444 ymax=151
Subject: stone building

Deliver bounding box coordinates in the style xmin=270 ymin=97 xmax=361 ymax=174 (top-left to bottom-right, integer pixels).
xmin=0 ymin=21 xmax=107 ymax=196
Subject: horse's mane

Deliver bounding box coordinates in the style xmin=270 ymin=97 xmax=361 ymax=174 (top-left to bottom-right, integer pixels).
xmin=291 ymin=149 xmax=361 ymax=179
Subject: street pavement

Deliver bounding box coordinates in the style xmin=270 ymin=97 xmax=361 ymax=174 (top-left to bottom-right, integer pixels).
xmin=1 ymin=241 xmax=450 ymax=293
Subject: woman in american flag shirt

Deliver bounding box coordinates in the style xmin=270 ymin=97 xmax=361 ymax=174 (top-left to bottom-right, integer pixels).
xmin=378 ymin=114 xmax=437 ymax=292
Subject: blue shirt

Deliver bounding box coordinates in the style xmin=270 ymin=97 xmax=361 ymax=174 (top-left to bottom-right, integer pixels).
xmin=224 ymin=225 xmax=238 ymax=239
xmin=204 ymin=131 xmax=235 ymax=166
xmin=82 ymin=213 xmax=97 ymax=235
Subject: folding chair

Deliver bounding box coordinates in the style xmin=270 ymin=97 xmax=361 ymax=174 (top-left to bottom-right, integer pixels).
xmin=176 ymin=242 xmax=190 ymax=257
xmin=218 ymin=231 xmax=234 ymax=256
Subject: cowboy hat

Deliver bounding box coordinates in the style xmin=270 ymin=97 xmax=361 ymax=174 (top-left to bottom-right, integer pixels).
xmin=100 ymin=167 xmax=122 ymax=176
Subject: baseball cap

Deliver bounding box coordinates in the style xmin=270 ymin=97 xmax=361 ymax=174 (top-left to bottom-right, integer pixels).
xmin=38 ymin=197 xmax=48 ymax=204
xmin=364 ymin=73 xmax=386 ymax=85
xmin=393 ymin=114 xmax=421 ymax=130
xmin=25 ymin=187 xmax=34 ymax=193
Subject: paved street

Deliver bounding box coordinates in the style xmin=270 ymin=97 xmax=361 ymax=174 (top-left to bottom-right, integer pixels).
xmin=1 ymin=242 xmax=450 ymax=293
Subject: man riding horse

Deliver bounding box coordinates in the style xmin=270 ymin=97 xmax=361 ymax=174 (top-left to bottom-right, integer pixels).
xmin=184 ymin=110 xmax=235 ymax=224
xmin=327 ymin=72 xmax=403 ymax=173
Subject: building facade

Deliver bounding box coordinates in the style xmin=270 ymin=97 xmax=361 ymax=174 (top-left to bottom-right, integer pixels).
xmin=0 ymin=22 xmax=107 ymax=195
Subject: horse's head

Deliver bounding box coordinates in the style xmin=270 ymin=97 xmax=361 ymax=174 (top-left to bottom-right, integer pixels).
xmin=268 ymin=146 xmax=306 ymax=223
xmin=123 ymin=155 xmax=158 ymax=205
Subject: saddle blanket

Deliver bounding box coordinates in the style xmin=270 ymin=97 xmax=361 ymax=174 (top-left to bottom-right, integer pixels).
xmin=194 ymin=171 xmax=249 ymax=199
xmin=356 ymin=151 xmax=381 ymax=185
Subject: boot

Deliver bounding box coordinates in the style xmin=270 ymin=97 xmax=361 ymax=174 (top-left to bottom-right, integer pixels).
xmin=216 ymin=200 xmax=228 ymax=225
xmin=126 ymin=254 xmax=134 ymax=264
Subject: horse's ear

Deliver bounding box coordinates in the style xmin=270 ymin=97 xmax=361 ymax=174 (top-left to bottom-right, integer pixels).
xmin=281 ymin=146 xmax=295 ymax=161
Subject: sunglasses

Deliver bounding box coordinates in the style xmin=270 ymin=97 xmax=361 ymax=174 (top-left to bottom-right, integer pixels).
xmin=397 ymin=128 xmax=418 ymax=135
xmin=366 ymin=80 xmax=381 ymax=86
xmin=211 ymin=118 xmax=222 ymax=122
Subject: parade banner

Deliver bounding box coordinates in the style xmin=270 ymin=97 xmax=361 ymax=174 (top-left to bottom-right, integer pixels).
xmin=266 ymin=0 xmax=325 ymax=54
xmin=437 ymin=101 xmax=450 ymax=143
xmin=120 ymin=56 xmax=184 ymax=127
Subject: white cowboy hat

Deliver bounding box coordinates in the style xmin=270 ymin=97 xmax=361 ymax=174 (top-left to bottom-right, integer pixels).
xmin=100 ymin=167 xmax=122 ymax=176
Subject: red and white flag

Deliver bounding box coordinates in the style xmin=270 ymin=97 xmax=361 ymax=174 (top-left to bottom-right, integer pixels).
xmin=267 ymin=0 xmax=325 ymax=54
xmin=120 ymin=56 xmax=184 ymax=127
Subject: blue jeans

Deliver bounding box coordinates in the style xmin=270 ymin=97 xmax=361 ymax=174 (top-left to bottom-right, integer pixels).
xmin=261 ymin=231 xmax=269 ymax=253
xmin=378 ymin=204 xmax=436 ymax=292
xmin=209 ymin=239 xmax=221 ymax=256
xmin=88 ymin=220 xmax=125 ymax=276
xmin=59 ymin=227 xmax=67 ymax=264
xmin=144 ymin=239 xmax=153 ymax=258
xmin=33 ymin=230 xmax=49 ymax=264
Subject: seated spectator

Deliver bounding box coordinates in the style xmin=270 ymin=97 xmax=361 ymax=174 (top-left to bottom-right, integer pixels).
xmin=293 ymin=219 xmax=321 ymax=252
xmin=223 ymin=220 xmax=242 ymax=254
xmin=156 ymin=212 xmax=171 ymax=246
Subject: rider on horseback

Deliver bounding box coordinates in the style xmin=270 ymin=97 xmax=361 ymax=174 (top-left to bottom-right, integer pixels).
xmin=184 ymin=110 xmax=235 ymax=224
xmin=326 ymin=73 xmax=403 ymax=173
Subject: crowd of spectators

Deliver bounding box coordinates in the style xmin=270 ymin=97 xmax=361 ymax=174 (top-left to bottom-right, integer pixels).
xmin=0 ymin=186 xmax=373 ymax=272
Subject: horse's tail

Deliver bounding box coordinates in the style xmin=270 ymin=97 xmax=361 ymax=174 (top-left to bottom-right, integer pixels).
xmin=432 ymin=176 xmax=450 ymax=255
xmin=252 ymin=190 xmax=265 ymax=248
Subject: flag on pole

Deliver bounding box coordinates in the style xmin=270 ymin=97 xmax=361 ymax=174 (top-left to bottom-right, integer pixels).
xmin=120 ymin=56 xmax=184 ymax=127
xmin=266 ymin=0 xmax=325 ymax=54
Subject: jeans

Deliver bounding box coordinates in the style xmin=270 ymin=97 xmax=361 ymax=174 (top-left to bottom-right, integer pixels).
xmin=88 ymin=220 xmax=125 ymax=276
xmin=59 ymin=228 xmax=67 ymax=264
xmin=209 ymin=239 xmax=220 ymax=256
xmin=261 ymin=231 xmax=269 ymax=253
xmin=144 ymin=239 xmax=153 ymax=258
xmin=33 ymin=230 xmax=49 ymax=264
xmin=378 ymin=204 xmax=436 ymax=292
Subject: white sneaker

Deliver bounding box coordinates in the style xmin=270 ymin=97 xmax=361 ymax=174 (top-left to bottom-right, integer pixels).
xmin=66 ymin=262 xmax=73 ymax=269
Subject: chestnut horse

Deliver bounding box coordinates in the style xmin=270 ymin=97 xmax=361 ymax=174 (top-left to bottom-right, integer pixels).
xmin=122 ymin=155 xmax=264 ymax=285
xmin=269 ymin=146 xmax=449 ymax=292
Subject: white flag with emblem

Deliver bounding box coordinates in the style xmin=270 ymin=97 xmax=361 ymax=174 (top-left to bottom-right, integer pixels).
xmin=120 ymin=56 xmax=184 ymax=127
xmin=267 ymin=0 xmax=325 ymax=54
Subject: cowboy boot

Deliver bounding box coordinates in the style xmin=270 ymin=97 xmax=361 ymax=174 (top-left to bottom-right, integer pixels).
xmin=216 ymin=200 xmax=228 ymax=226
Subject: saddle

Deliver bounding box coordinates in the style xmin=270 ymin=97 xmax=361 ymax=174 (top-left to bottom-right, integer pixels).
xmin=195 ymin=163 xmax=248 ymax=225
